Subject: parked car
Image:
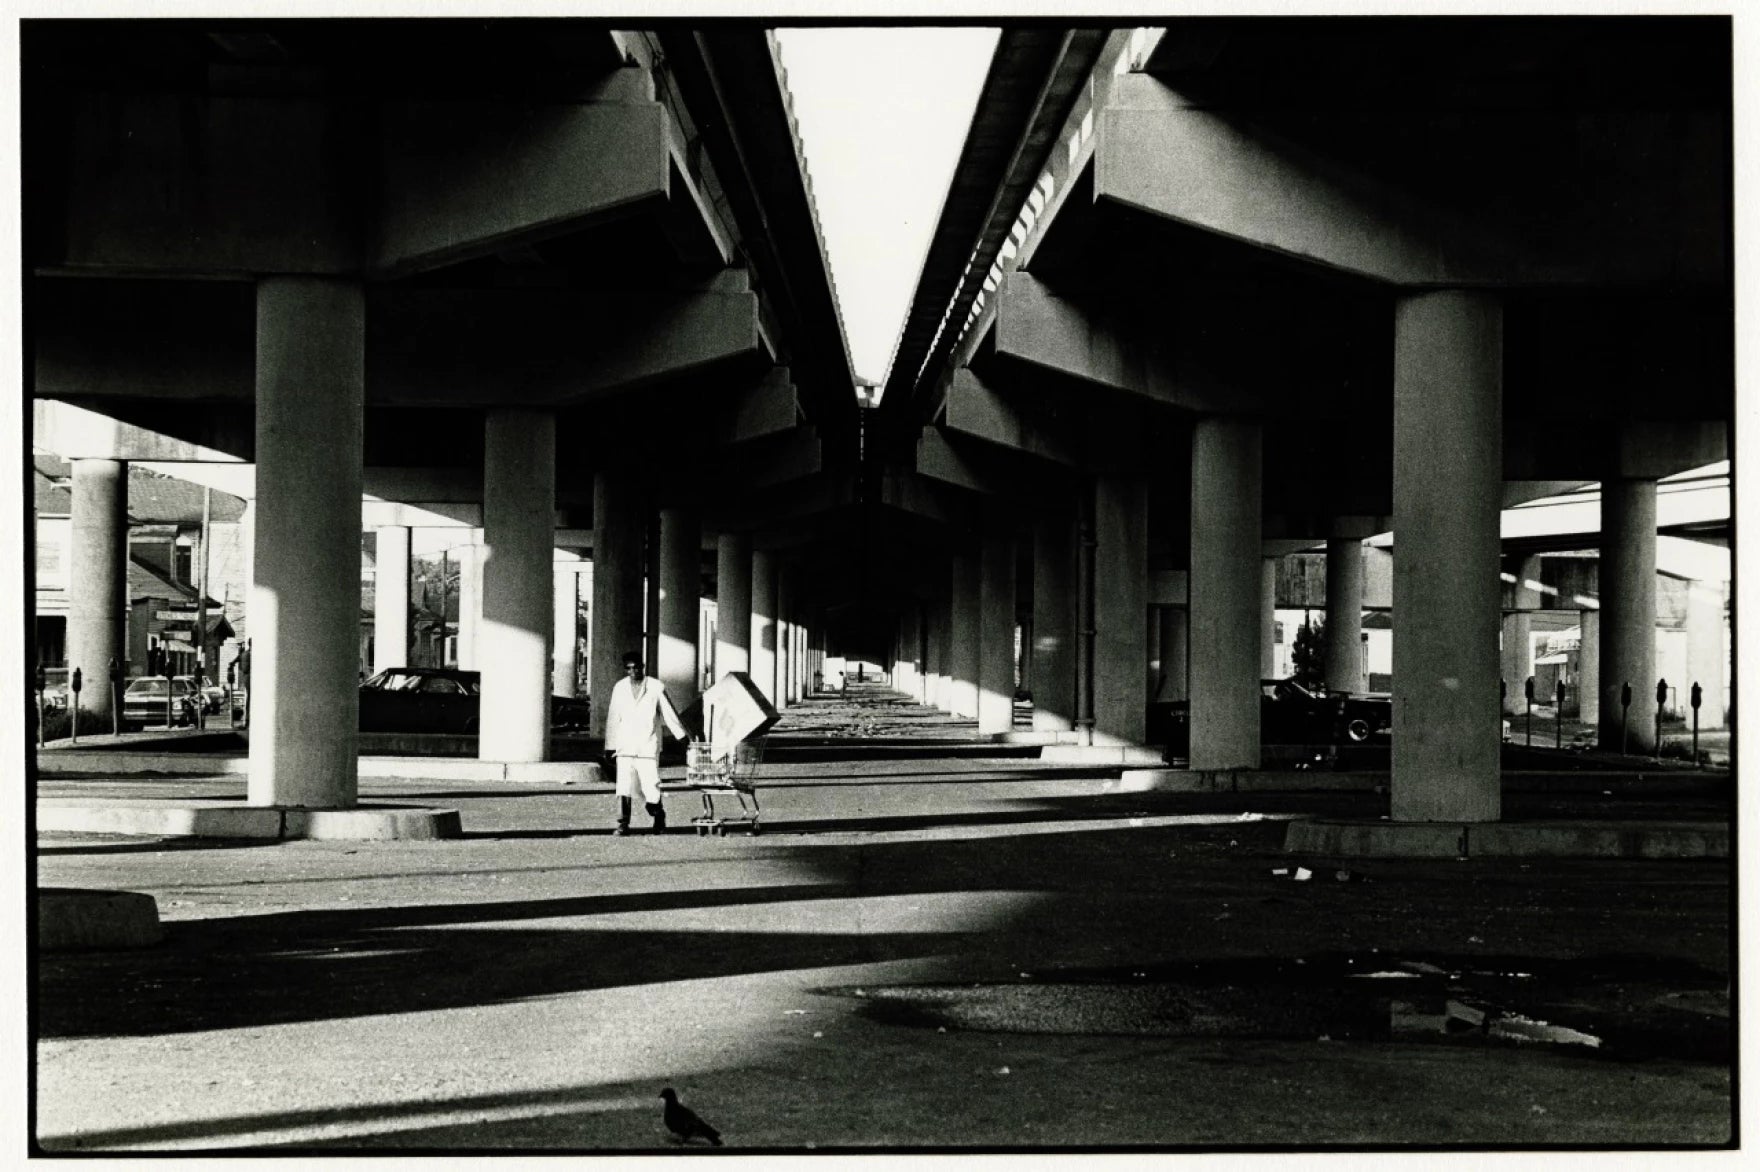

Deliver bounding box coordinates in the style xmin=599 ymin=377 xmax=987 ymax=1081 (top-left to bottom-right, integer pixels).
xmin=1262 ymin=677 xmax=1391 ymax=744
xmin=175 ymin=674 xmax=228 ymax=714
xmin=359 ymin=666 xmax=592 ymax=734
xmin=121 ymin=675 xmax=201 ymax=731
xmin=1146 ymin=677 xmax=1394 ymax=752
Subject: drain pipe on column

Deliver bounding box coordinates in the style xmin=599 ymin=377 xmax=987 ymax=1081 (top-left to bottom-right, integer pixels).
xmin=1075 ymin=482 xmax=1097 ymax=747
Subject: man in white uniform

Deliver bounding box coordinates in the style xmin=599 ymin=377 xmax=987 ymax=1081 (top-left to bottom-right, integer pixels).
xmin=606 ymin=650 xmax=691 ymax=835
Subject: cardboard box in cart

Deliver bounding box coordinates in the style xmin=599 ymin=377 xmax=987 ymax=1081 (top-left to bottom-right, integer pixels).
xmin=703 ymin=671 xmax=780 ymax=755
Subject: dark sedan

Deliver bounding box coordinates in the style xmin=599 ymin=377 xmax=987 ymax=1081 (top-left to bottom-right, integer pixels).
xmin=1261 ymin=677 xmax=1391 ymax=744
xmin=360 ymin=667 xmax=591 ymax=734
xmin=1146 ymin=677 xmax=1393 ymax=751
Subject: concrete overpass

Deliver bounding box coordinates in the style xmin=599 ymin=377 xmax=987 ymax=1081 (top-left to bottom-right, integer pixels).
xmin=25 ymin=18 xmax=1734 ymax=835
xmin=25 ymin=21 xmax=864 ymax=811
xmin=869 ymin=21 xmax=1731 ymax=822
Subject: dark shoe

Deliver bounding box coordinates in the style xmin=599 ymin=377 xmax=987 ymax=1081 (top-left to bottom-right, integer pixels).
xmin=614 ymin=797 xmax=632 ymax=836
xmin=646 ymin=802 xmax=667 ymax=832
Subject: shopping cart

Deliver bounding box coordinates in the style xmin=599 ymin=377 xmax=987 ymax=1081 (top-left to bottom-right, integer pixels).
xmin=685 ymin=735 xmax=765 ymax=836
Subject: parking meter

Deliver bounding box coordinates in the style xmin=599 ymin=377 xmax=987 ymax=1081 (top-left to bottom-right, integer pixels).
xmin=1691 ymin=682 xmax=1703 ymax=763
xmin=1620 ymin=682 xmax=1632 ymax=754
xmin=1555 ymin=677 xmax=1565 ymax=748
xmin=1653 ymin=678 xmax=1669 ymax=760
xmin=34 ymin=663 xmax=46 ymax=747
xmin=109 ymin=658 xmax=122 ymax=735
xmin=1656 ymin=678 xmax=1669 ymax=709
xmin=70 ymin=667 xmax=83 ymax=743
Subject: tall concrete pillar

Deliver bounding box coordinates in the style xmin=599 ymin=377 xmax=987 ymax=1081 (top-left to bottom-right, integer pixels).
xmin=1599 ymin=478 xmax=1658 ymax=752
xmin=1500 ymin=554 xmax=1540 ymax=714
xmin=553 ymin=563 xmax=579 ymax=699
xmin=715 ymin=533 xmax=751 ymax=681
xmin=751 ymin=550 xmax=777 ymax=702
xmin=658 ymin=508 xmax=701 ymax=720
xmin=1323 ymin=535 xmax=1365 ymax=694
xmin=1685 ymin=580 xmax=1726 ymax=729
xmin=1391 ymin=290 xmax=1503 ymax=822
xmin=1190 ymin=418 xmax=1262 ymax=768
xmin=1032 ymin=508 xmax=1076 ymax=731
xmin=977 ymin=529 xmax=1017 ymax=735
xmin=1093 ymin=468 xmax=1149 ymax=746
xmin=457 ymin=530 xmax=483 ymax=670
xmin=66 ymin=458 xmax=126 ymax=722
xmin=1158 ymin=606 xmax=1188 ymax=702
xmin=924 ymin=597 xmax=946 ymax=709
xmin=1578 ymin=609 xmax=1600 ymax=725
xmin=248 ymin=277 xmax=363 ymax=808
xmin=948 ymin=548 xmax=981 ymax=718
xmin=1260 ymin=557 xmax=1279 ymax=678
xmin=479 ymin=409 xmax=555 ymax=763
xmin=899 ymin=604 xmax=923 ymax=703
xmin=590 ymin=470 xmax=644 ymax=739
xmin=373 ymin=526 xmax=411 ymax=676
xmin=774 ymin=562 xmax=792 ymax=708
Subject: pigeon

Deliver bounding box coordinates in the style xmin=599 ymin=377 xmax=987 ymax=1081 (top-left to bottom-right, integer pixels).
xmin=660 ymin=1086 xmax=723 ymax=1146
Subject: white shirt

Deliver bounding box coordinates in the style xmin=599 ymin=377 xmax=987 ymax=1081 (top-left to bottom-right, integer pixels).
xmin=606 ymin=675 xmax=688 ymax=758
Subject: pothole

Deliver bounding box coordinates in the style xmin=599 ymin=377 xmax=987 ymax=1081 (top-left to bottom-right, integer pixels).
xmin=823 ymin=954 xmax=1728 ymax=1062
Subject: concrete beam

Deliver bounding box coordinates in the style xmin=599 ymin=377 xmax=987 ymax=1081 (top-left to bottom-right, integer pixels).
xmin=1095 ymin=73 xmax=1726 ymax=289
xmin=942 ymin=369 xmax=1081 ymax=467
xmin=33 ymin=402 xmax=244 ymax=463
xmin=376 ymin=100 xmax=681 ymax=276
xmin=879 ymin=466 xmax=978 ymax=531
xmin=992 ymin=272 xmax=1260 ymax=413
xmin=368 ymin=286 xmax=760 ymax=406
xmin=700 ymin=426 xmax=822 ymax=493
xmin=717 ymin=366 xmax=800 ymax=445
xmin=34 ymin=279 xmax=759 ymax=409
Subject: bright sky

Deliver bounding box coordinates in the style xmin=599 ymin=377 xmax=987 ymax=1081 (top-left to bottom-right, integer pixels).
xmin=773 ymin=27 xmax=1000 ymax=386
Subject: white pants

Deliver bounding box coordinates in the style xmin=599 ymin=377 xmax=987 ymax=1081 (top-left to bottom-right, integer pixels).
xmin=614 ymin=755 xmax=662 ymax=804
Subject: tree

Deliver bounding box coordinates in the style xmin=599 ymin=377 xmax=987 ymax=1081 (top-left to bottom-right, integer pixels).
xmin=1291 ymin=617 xmax=1326 ymax=689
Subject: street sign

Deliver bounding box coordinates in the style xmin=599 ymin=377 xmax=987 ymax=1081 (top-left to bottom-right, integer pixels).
xmin=160 ymin=639 xmax=195 ymax=652
xmin=155 ymin=609 xmax=198 ymax=621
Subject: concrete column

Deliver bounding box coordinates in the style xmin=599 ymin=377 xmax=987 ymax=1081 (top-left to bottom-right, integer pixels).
xmin=1260 ymin=557 xmax=1279 ymax=678
xmin=908 ymin=601 xmax=936 ymax=703
xmin=1391 ymin=290 xmax=1503 ymax=822
xmin=1500 ymin=554 xmax=1540 ymax=715
xmin=948 ymin=548 xmax=980 ymax=718
xmin=1577 ymin=609 xmax=1601 ymax=725
xmin=590 ymin=470 xmax=644 ymax=739
xmin=715 ymin=533 xmax=752 ymax=680
xmin=658 ymin=508 xmax=701 ymax=720
xmin=1323 ymin=535 xmax=1364 ymax=694
xmin=977 ymin=529 xmax=1017 ymax=735
xmin=1032 ymin=508 xmax=1076 ymax=732
xmin=479 ymin=409 xmax=555 ymax=763
xmin=372 ymin=526 xmax=411 ymax=676
xmin=775 ymin=562 xmax=793 ymax=708
xmin=553 ymin=564 xmax=579 ymax=699
xmin=1158 ymin=606 xmax=1188 ymax=702
xmin=1190 ymin=418 xmax=1262 ymax=768
xmin=66 ymin=458 xmax=127 ymax=722
xmin=751 ymin=550 xmax=777 ymax=703
xmin=1093 ymin=468 xmax=1149 ymax=746
xmin=248 ymin=277 xmax=363 ymax=808
xmin=1598 ymin=478 xmax=1658 ymax=752
xmin=1685 ymin=580 xmax=1726 ymax=729
xmin=457 ymin=530 xmax=483 ymax=670
xmin=924 ymin=597 xmax=946 ymax=709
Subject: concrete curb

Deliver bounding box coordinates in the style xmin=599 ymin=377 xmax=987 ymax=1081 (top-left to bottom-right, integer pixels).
xmin=37 ymin=802 xmax=463 ymax=841
xmin=1039 ymin=745 xmax=1168 ymax=765
xmin=37 ymin=753 xmax=603 ymax=784
xmin=1283 ymin=818 xmax=1728 ymax=859
xmin=1118 ymin=767 xmax=1729 ymax=795
xmin=38 ymin=888 xmax=163 ymax=950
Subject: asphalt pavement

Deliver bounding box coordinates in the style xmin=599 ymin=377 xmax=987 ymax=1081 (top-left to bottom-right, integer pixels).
xmin=29 ymin=685 xmax=1735 ymax=1153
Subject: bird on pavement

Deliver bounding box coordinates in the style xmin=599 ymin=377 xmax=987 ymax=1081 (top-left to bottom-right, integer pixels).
xmin=659 ymin=1086 xmax=723 ymax=1146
